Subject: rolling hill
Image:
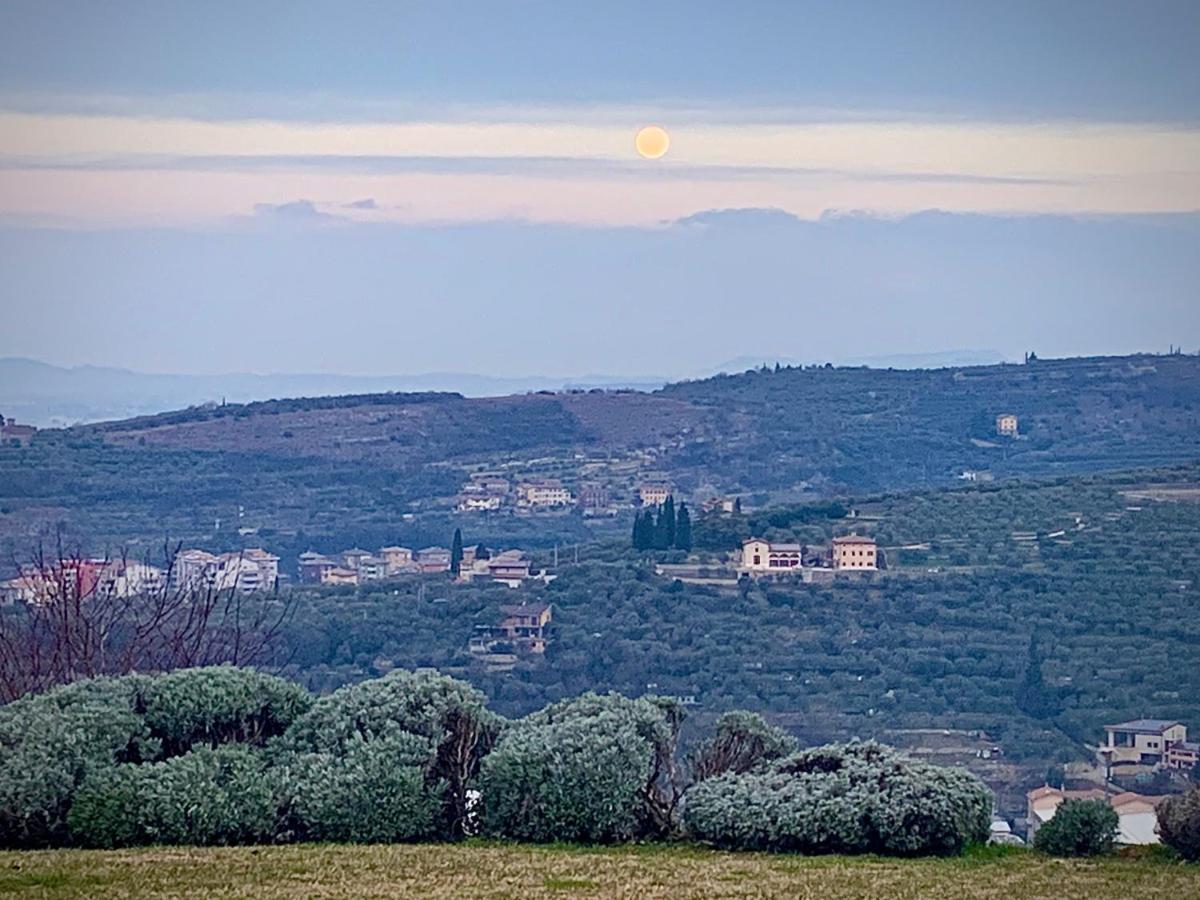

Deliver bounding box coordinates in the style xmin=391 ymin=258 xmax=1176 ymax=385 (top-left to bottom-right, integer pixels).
xmin=1 ymin=352 xmax=1198 ymax=560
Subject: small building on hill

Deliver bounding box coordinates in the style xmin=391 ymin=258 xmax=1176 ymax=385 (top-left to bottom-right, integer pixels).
xmin=639 ymin=483 xmax=671 ymax=507
xmin=469 ymin=601 xmax=552 ymax=664
xmin=996 ymin=413 xmax=1019 ymax=437
xmin=0 ymin=416 xmax=36 ymax=446
xmin=741 ymin=538 xmax=802 ymax=572
xmin=517 ymin=480 xmax=573 ymax=508
xmin=832 ymin=534 xmax=878 ymax=571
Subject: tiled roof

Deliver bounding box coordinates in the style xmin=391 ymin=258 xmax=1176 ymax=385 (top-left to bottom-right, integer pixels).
xmin=833 ymin=534 xmax=876 ymax=544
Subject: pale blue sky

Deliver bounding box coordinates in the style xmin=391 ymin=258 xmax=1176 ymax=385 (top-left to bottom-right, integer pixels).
xmin=0 ymin=2 xmax=1198 ymax=376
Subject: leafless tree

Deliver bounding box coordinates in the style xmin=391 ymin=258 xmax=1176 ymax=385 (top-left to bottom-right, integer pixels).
xmin=0 ymin=529 xmax=295 ymax=702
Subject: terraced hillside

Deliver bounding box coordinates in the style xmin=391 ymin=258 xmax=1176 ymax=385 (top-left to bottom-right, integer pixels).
xmin=1 ymin=352 xmax=1197 ymax=560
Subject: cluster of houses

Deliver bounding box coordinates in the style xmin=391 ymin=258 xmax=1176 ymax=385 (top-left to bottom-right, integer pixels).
xmin=172 ymin=547 xmax=279 ymax=593
xmin=739 ymin=534 xmax=879 ymax=575
xmin=457 ymin=473 xmax=675 ymax=518
xmin=468 ymin=601 xmax=552 ymax=671
xmin=298 ymin=544 xmax=547 ymax=589
xmin=1021 ymin=718 xmax=1197 ymax=846
xmin=0 ymin=556 xmax=167 ymax=604
xmin=0 ymin=546 xmax=282 ymax=603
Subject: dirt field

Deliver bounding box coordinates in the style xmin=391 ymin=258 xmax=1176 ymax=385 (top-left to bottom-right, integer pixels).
xmin=0 ymin=843 xmax=1196 ymax=899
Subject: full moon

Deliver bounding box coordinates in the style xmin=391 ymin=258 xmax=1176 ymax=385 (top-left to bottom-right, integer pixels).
xmin=635 ymin=125 xmax=670 ymax=160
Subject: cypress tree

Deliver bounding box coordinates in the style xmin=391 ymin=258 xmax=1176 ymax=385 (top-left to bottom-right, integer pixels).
xmin=663 ymin=495 xmax=677 ymax=548
xmin=633 ymin=510 xmax=655 ymax=551
xmin=652 ymin=504 xmax=671 ymax=550
xmin=675 ymin=503 xmax=693 ymax=551
xmin=450 ymin=528 xmax=464 ymax=575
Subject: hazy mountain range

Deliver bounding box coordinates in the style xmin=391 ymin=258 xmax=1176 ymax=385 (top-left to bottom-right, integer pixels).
xmin=1 ymin=350 xmax=1007 ymax=427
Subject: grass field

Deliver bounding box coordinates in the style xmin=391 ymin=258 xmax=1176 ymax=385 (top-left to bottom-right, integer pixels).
xmin=0 ymin=844 xmax=1197 ymax=899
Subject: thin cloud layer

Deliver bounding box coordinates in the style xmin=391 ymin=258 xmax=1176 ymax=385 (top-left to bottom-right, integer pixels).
xmin=1 ymin=104 xmax=1198 ymax=226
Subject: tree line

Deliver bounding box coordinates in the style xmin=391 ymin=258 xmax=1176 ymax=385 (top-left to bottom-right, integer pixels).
xmin=631 ymin=495 xmax=692 ymax=552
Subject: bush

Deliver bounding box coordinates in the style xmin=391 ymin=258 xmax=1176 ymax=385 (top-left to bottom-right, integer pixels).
xmin=0 ymin=675 xmax=152 ymax=847
xmin=689 ymin=711 xmax=797 ymax=780
xmin=1157 ymin=787 xmax=1200 ymax=861
xmin=0 ymin=668 xmax=310 ymax=848
xmin=682 ymin=740 xmax=992 ymax=856
xmin=281 ymin=735 xmax=444 ymax=843
xmin=140 ymin=666 xmax=312 ymax=756
xmin=1033 ymin=799 xmax=1118 ymax=857
xmin=68 ymin=746 xmax=277 ymax=848
xmin=280 ymin=669 xmax=502 ymax=837
xmin=482 ymin=692 xmax=684 ymax=843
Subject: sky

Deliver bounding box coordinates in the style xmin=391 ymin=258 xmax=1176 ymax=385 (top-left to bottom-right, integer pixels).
xmin=1 ymin=1 xmax=1198 ymax=377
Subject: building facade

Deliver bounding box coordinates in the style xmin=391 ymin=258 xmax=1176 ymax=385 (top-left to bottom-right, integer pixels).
xmin=996 ymin=413 xmax=1019 ymax=437
xmin=741 ymin=538 xmax=802 ymax=572
xmin=639 ymin=483 xmax=671 ymax=507
xmin=1102 ymin=719 xmax=1188 ymax=767
xmin=832 ymin=535 xmax=878 ymax=570
xmin=518 ymin=481 xmax=573 ymax=507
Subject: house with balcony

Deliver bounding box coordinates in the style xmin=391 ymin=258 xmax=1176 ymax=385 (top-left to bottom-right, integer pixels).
xmin=469 ymin=601 xmax=552 ymax=661
xmin=1101 ymin=719 xmax=1188 ymax=768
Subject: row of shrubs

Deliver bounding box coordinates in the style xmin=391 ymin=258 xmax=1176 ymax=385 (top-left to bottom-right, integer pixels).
xmin=0 ymin=665 xmax=1046 ymax=855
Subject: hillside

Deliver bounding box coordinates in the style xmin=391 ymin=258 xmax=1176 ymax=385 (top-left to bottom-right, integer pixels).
xmin=1 ymin=352 xmax=1198 ymax=560
xmin=238 ymin=462 xmax=1200 ymax=815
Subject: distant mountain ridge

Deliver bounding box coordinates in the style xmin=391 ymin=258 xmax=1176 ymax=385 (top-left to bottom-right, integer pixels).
xmin=0 ymin=351 xmax=1010 ymax=427
xmin=0 ymin=358 xmax=669 ymax=427
xmin=0 ymin=352 xmax=1012 ymax=429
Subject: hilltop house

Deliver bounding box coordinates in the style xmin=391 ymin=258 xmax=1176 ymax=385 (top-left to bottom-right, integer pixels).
xmin=516 ymin=480 xmax=573 ymax=508
xmin=0 ymin=416 xmax=36 ymax=446
xmin=996 ymin=413 xmax=1019 ymax=437
xmin=741 ymin=538 xmax=802 ymax=572
xmin=298 ymin=551 xmax=337 ymax=584
xmin=639 ymin=483 xmax=671 ymax=507
xmin=1101 ymin=719 xmax=1189 ymax=768
xmin=378 ymin=546 xmax=415 ymax=575
xmin=832 ymin=534 xmax=878 ymax=571
xmin=468 ymin=601 xmax=553 ymax=671
xmin=458 ymin=494 xmax=502 ymax=512
xmin=416 ymin=546 xmax=452 ymax=573
xmin=470 ymin=601 xmax=552 ymax=660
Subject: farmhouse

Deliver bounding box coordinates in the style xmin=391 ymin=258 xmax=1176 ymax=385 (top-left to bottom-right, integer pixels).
xmin=0 ymin=416 xmax=36 ymax=446
xmin=832 ymin=534 xmax=878 ymax=571
xmin=996 ymin=413 xmax=1019 ymax=437
xmin=741 ymin=538 xmax=802 ymax=572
